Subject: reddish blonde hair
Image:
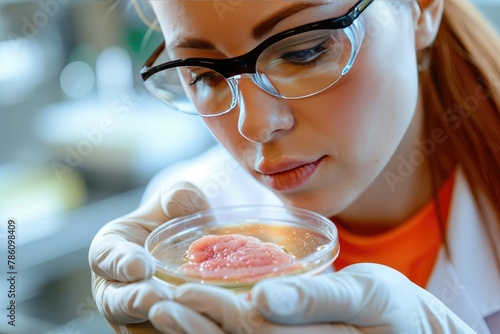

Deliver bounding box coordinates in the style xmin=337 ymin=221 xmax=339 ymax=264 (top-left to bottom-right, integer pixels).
xmin=419 ymin=0 xmax=431 ymax=8
xmin=420 ymin=0 xmax=500 ymax=256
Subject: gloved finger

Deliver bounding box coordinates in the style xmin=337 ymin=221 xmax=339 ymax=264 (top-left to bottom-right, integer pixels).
xmin=159 ymin=181 xmax=210 ymax=219
xmin=251 ymin=263 xmax=404 ymax=325
xmin=89 ymin=181 xmax=209 ymax=282
xmin=89 ymin=227 xmax=156 ymax=282
xmin=173 ymin=283 xmax=257 ymax=333
xmin=92 ymin=273 xmax=173 ymax=324
xmin=149 ymin=300 xmax=225 ymax=334
xmin=174 ymin=283 xmax=363 ymax=334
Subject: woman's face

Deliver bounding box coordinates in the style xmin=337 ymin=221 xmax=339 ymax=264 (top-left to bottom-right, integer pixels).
xmin=153 ymin=1 xmax=421 ymax=217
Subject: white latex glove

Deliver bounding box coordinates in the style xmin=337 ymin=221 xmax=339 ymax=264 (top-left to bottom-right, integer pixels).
xmin=164 ymin=263 xmax=475 ymax=334
xmin=89 ymin=182 xmax=209 ymax=333
xmin=252 ymin=263 xmax=475 ymax=333
xmin=149 ymin=284 xmax=360 ymax=334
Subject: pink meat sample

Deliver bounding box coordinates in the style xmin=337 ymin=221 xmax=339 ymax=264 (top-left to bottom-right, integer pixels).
xmin=178 ymin=234 xmax=304 ymax=281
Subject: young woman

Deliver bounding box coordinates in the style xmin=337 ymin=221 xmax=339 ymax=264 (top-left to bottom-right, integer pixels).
xmin=89 ymin=0 xmax=500 ymax=332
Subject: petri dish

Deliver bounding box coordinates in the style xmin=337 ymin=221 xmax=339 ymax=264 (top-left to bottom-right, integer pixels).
xmin=145 ymin=205 xmax=339 ymax=292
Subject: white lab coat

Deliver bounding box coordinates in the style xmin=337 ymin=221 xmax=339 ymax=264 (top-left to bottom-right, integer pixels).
xmin=145 ymin=144 xmax=500 ymax=333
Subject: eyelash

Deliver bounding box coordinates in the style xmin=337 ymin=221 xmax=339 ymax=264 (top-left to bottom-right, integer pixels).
xmin=189 ymin=71 xmax=223 ymax=87
xmin=281 ymin=43 xmax=329 ymax=67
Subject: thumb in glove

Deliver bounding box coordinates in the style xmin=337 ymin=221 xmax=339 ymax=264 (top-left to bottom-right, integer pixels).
xmin=89 ymin=181 xmax=209 ymax=283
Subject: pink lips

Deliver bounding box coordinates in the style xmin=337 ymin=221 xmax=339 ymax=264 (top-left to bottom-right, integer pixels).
xmin=258 ymin=157 xmax=324 ymax=191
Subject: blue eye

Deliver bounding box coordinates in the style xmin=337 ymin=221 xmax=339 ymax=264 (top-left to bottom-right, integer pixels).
xmin=281 ymin=42 xmax=328 ymax=65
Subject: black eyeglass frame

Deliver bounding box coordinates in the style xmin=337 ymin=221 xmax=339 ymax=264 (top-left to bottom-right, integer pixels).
xmin=140 ymin=0 xmax=374 ymax=81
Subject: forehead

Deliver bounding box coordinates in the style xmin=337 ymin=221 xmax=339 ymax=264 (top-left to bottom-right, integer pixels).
xmin=152 ymin=0 xmax=358 ymax=49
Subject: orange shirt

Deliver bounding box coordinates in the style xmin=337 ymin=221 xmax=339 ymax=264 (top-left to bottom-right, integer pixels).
xmin=334 ymin=174 xmax=455 ymax=288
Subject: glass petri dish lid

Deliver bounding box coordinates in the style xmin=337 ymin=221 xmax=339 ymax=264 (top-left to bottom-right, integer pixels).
xmin=145 ymin=205 xmax=339 ymax=292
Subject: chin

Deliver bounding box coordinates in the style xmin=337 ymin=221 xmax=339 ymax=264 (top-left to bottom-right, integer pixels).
xmin=278 ymin=192 xmax=347 ymax=218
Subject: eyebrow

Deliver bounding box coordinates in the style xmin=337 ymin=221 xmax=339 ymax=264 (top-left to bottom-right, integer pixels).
xmin=169 ymin=37 xmax=214 ymax=50
xmin=169 ymin=1 xmax=327 ymax=50
xmin=252 ymin=2 xmax=327 ymax=40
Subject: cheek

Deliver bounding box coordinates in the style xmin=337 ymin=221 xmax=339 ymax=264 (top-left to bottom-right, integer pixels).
xmin=365 ymin=28 xmax=419 ymax=154
xmin=319 ymin=18 xmax=419 ymax=167
xmin=203 ymin=116 xmax=235 ymax=149
xmin=203 ymin=115 xmax=252 ymax=164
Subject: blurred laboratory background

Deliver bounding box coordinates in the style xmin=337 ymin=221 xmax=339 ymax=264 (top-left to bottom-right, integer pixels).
xmin=0 ymin=0 xmax=498 ymax=333
xmin=0 ymin=0 xmax=216 ymax=333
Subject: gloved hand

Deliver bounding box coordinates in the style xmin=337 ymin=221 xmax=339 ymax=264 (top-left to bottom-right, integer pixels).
xmin=88 ymin=181 xmax=209 ymax=333
xmin=149 ymin=284 xmax=360 ymax=334
xmin=166 ymin=263 xmax=475 ymax=334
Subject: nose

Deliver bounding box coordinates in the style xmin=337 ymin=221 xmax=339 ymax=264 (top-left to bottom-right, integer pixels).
xmin=235 ymin=77 xmax=294 ymax=143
